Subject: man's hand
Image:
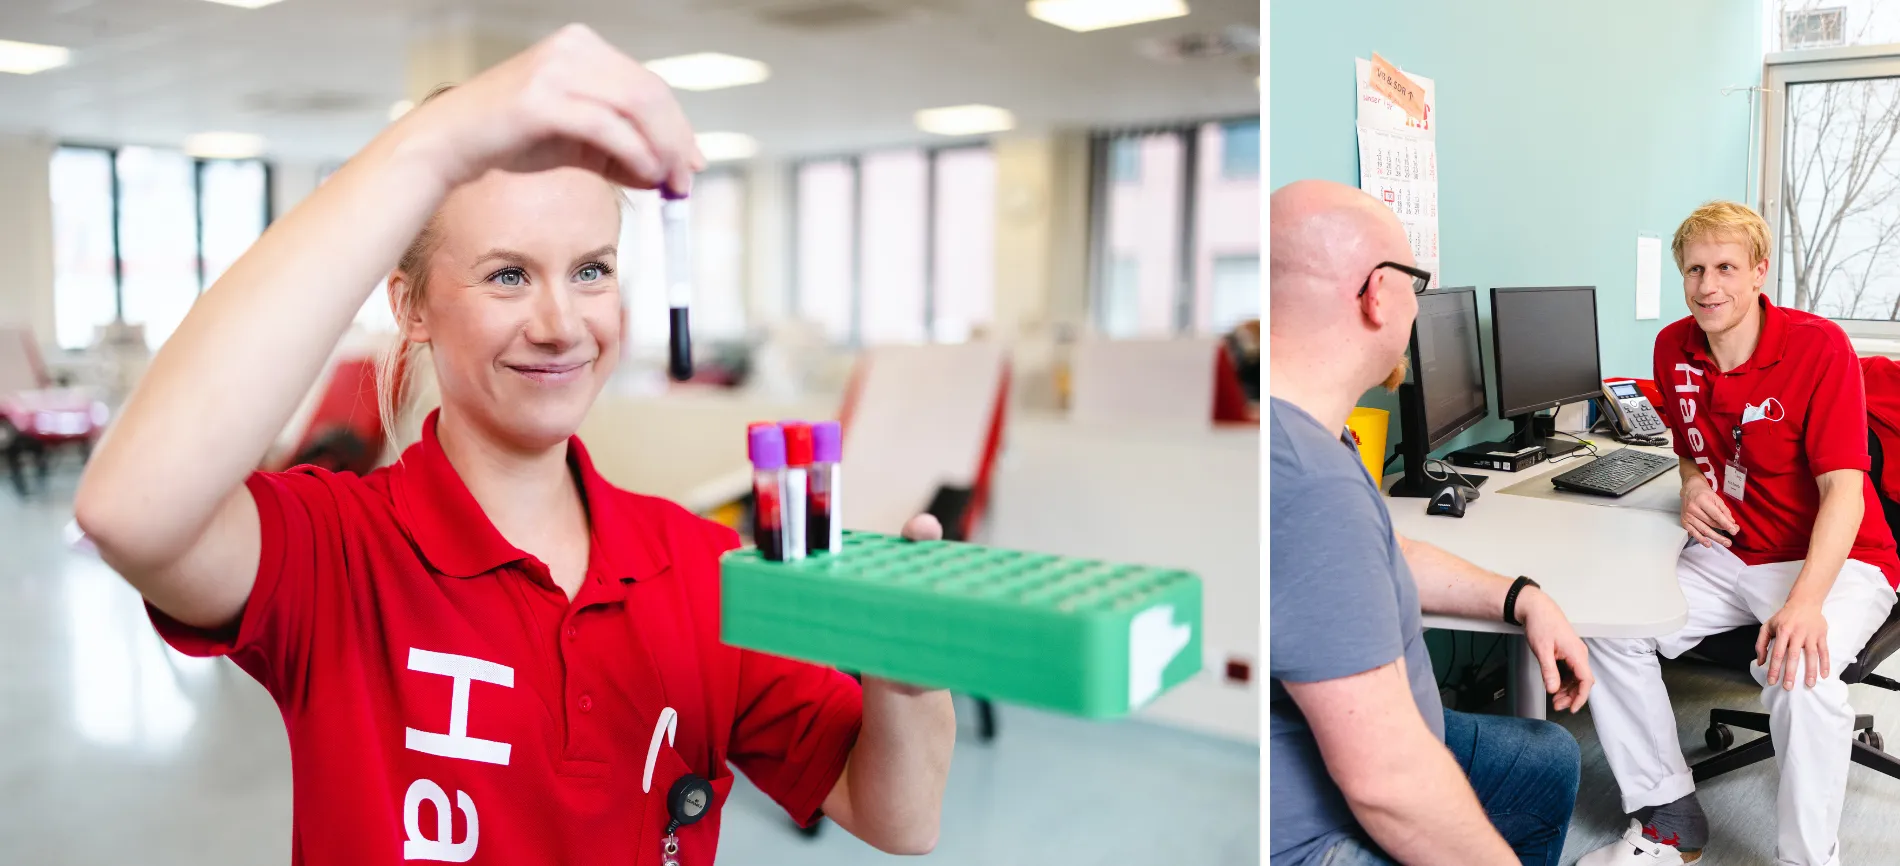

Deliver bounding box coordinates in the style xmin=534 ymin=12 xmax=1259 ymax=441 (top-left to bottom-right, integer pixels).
xmin=1681 ymin=476 xmax=1739 ymax=548
xmin=1758 ymin=597 xmax=1831 ymax=690
xmin=1516 ymin=588 xmax=1594 ymax=712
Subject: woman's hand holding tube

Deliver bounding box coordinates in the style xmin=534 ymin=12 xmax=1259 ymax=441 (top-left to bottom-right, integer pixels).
xmin=397 ymin=24 xmax=705 ymax=198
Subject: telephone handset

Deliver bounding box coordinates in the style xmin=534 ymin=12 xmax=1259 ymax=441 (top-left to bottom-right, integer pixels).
xmin=1601 ymin=379 xmax=1668 ymax=440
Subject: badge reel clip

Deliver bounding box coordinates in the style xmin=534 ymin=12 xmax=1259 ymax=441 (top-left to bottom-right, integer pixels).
xmin=661 ymin=773 xmax=714 ymax=866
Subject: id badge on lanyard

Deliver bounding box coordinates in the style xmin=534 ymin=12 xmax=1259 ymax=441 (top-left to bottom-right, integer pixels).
xmin=1724 ymin=424 xmax=1748 ymax=501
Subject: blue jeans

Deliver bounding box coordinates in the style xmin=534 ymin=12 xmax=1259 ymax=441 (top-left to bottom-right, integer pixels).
xmin=1319 ymin=710 xmax=1581 ymax=866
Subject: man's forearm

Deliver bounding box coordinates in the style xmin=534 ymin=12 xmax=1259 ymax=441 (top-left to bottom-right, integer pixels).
xmin=1349 ymin=741 xmax=1519 ymax=866
xmin=1290 ymin=662 xmax=1519 ymax=866
xmin=1791 ymin=472 xmax=1864 ymax=604
xmin=1400 ymin=534 xmax=1514 ymax=621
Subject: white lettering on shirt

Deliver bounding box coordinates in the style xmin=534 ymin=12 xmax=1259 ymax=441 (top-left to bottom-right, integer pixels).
xmin=1674 ymin=363 xmax=1704 ymax=393
xmin=404 ymin=648 xmax=514 ymax=766
xmin=403 ymin=777 xmax=479 ymax=862
xmin=1674 ymin=364 xmax=1714 ymax=485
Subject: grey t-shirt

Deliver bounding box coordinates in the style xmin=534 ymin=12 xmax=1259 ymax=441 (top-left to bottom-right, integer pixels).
xmin=1269 ymin=398 xmax=1445 ymax=866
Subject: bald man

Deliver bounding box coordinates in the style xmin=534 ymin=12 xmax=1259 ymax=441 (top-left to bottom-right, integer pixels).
xmin=1270 ymin=180 xmax=1594 ymax=866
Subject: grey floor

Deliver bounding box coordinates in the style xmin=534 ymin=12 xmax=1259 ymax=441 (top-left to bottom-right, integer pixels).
xmin=1551 ymin=640 xmax=1900 ymax=864
xmin=0 ymin=459 xmax=1260 ymax=865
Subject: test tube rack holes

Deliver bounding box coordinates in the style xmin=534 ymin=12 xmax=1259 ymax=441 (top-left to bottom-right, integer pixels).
xmin=720 ymin=531 xmax=1203 ymax=719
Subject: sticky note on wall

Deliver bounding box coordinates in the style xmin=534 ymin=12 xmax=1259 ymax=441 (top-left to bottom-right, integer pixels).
xmin=1370 ymin=53 xmax=1427 ymax=121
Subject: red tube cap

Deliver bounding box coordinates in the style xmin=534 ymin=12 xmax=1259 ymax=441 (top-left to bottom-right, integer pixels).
xmin=781 ymin=421 xmax=814 ymax=467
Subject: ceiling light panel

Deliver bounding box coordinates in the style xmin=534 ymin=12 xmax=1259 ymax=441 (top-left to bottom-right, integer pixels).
xmin=646 ymin=53 xmax=771 ymax=91
xmin=915 ymin=105 xmax=1016 ymax=136
xmin=0 ymin=39 xmax=71 ymax=75
xmin=1028 ymin=0 xmax=1189 ymax=32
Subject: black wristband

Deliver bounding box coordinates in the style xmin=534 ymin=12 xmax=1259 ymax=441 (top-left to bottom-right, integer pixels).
xmin=1503 ymin=576 xmax=1540 ymax=626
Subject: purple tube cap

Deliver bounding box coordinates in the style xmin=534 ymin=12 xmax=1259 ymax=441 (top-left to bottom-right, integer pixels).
xmin=660 ymin=182 xmax=689 ymax=201
xmin=749 ymin=424 xmax=786 ymax=470
xmin=812 ymin=421 xmax=842 ymax=463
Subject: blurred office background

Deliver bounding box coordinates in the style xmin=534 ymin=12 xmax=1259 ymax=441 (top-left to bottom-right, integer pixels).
xmin=0 ymin=1 xmax=1261 ymax=863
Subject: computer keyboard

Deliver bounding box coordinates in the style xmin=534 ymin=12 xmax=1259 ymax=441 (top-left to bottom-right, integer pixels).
xmin=1550 ymin=449 xmax=1678 ymax=497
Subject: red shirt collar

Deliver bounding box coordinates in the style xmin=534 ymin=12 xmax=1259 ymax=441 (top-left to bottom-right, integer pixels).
xmin=1680 ymin=292 xmax=1789 ymax=371
xmin=388 ymin=410 xmax=669 ymax=583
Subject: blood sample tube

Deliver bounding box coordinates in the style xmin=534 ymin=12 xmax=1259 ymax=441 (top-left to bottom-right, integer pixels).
xmin=809 ymin=421 xmax=843 ymax=554
xmin=747 ymin=423 xmax=788 ymax=561
xmin=780 ymin=421 xmax=812 ymax=561
xmin=661 ymin=185 xmax=694 ymax=382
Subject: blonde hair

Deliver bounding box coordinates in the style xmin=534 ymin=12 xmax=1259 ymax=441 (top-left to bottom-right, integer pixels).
xmin=1672 ymin=201 xmax=1771 ymax=272
xmin=375 ymin=84 xmax=456 ymax=455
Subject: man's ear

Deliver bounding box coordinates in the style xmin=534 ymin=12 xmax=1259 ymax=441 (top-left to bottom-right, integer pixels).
xmin=1753 ymin=254 xmax=1771 ymax=289
xmin=388 ymin=272 xmax=429 ymax=343
xmin=1359 ymin=270 xmax=1391 ymax=329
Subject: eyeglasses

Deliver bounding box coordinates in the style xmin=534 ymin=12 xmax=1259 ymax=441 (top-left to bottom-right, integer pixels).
xmin=1357 ymin=261 xmax=1433 ymax=297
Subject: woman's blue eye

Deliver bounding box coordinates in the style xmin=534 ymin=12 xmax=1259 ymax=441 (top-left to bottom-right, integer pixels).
xmin=493 ymin=268 xmax=526 ymax=287
xmin=578 ymin=264 xmax=604 ymax=282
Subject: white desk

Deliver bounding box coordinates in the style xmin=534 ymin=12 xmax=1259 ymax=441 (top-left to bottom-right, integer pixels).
xmin=1387 ymin=437 xmax=1690 ymax=719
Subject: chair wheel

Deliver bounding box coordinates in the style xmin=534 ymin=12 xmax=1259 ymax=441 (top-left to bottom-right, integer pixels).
xmin=1860 ymin=730 xmax=1886 ymax=752
xmin=1706 ymin=723 xmax=1735 ymax=752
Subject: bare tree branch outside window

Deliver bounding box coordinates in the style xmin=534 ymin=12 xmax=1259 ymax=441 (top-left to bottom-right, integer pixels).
xmin=1779 ymin=1 xmax=1900 ymax=320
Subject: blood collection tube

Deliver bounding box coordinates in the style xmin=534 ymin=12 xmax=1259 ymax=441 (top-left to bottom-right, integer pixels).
xmin=660 ymin=185 xmax=694 ymax=382
xmin=748 ymin=423 xmax=788 ymax=561
xmin=780 ymin=421 xmax=812 ymax=561
xmin=809 ymin=421 xmax=843 ymax=555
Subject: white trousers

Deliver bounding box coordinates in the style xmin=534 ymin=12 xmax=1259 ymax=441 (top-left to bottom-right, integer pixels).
xmin=1585 ymin=542 xmax=1895 ymax=866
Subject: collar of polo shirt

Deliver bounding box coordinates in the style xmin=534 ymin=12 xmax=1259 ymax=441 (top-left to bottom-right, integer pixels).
xmin=388 ymin=410 xmax=671 ymax=585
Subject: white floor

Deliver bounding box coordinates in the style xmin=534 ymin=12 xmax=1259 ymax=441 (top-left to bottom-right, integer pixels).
xmin=0 ymin=460 xmax=1262 ymax=865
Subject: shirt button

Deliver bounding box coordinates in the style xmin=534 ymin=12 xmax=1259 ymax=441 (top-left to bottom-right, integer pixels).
xmin=564 ymin=625 xmax=578 ymax=640
xmin=578 ymin=693 xmax=594 ymax=713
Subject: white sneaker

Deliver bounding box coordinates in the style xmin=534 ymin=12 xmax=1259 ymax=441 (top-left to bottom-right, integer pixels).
xmin=1578 ymin=819 xmax=1697 ymax=865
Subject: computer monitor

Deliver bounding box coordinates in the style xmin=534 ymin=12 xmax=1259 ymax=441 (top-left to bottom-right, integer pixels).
xmin=1490 ymin=286 xmax=1602 ymax=458
xmin=1389 ymin=287 xmax=1491 ymax=497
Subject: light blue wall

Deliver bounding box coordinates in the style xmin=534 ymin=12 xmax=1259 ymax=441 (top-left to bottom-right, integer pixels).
xmin=1271 ymin=0 xmax=1762 ymax=454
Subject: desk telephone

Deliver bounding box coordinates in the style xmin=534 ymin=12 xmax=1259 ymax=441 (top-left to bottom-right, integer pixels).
xmin=1600 ymin=379 xmax=1667 ymax=441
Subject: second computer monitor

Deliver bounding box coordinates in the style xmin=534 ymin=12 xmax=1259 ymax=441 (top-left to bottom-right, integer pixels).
xmin=1411 ymin=287 xmax=1489 ymax=449
xmin=1389 ymin=287 xmax=1489 ymax=497
xmin=1491 ymin=286 xmax=1602 ymax=453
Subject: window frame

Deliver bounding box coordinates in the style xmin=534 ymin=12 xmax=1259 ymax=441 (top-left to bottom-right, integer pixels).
xmin=53 ymin=141 xmax=274 ymax=333
xmin=788 ymin=141 xmax=993 ymax=347
xmin=1761 ymin=50 xmax=1900 ymax=337
xmin=1086 ymin=115 xmax=1261 ymax=337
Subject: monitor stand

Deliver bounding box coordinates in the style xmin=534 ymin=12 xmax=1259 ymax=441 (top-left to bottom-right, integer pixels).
xmin=1496 ymin=414 xmax=1587 ymax=459
xmin=1386 ymin=440 xmax=1492 ymax=498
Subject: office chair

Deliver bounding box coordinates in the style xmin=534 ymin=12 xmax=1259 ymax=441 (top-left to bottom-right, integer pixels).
xmin=1682 ymin=429 xmax=1900 ymax=783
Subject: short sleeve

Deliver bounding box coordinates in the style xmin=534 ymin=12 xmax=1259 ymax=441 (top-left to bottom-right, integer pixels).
xmin=727 ymin=649 xmax=864 ymax=826
xmin=145 ymin=468 xmax=341 ymax=708
xmin=1269 ymin=479 xmax=1407 ymax=684
xmin=1805 ymin=331 xmax=1872 ymax=477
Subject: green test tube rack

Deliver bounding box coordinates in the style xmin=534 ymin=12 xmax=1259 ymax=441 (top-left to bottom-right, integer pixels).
xmin=721 ymin=531 xmax=1203 ymax=719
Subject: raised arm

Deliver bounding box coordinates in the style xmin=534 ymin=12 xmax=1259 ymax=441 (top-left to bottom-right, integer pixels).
xmin=74 ymin=24 xmax=701 ymax=628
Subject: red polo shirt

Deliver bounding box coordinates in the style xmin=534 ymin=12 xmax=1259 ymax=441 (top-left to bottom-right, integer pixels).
xmin=147 ymin=412 xmax=863 ymax=864
xmin=1655 ymin=294 xmax=1900 ymax=588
